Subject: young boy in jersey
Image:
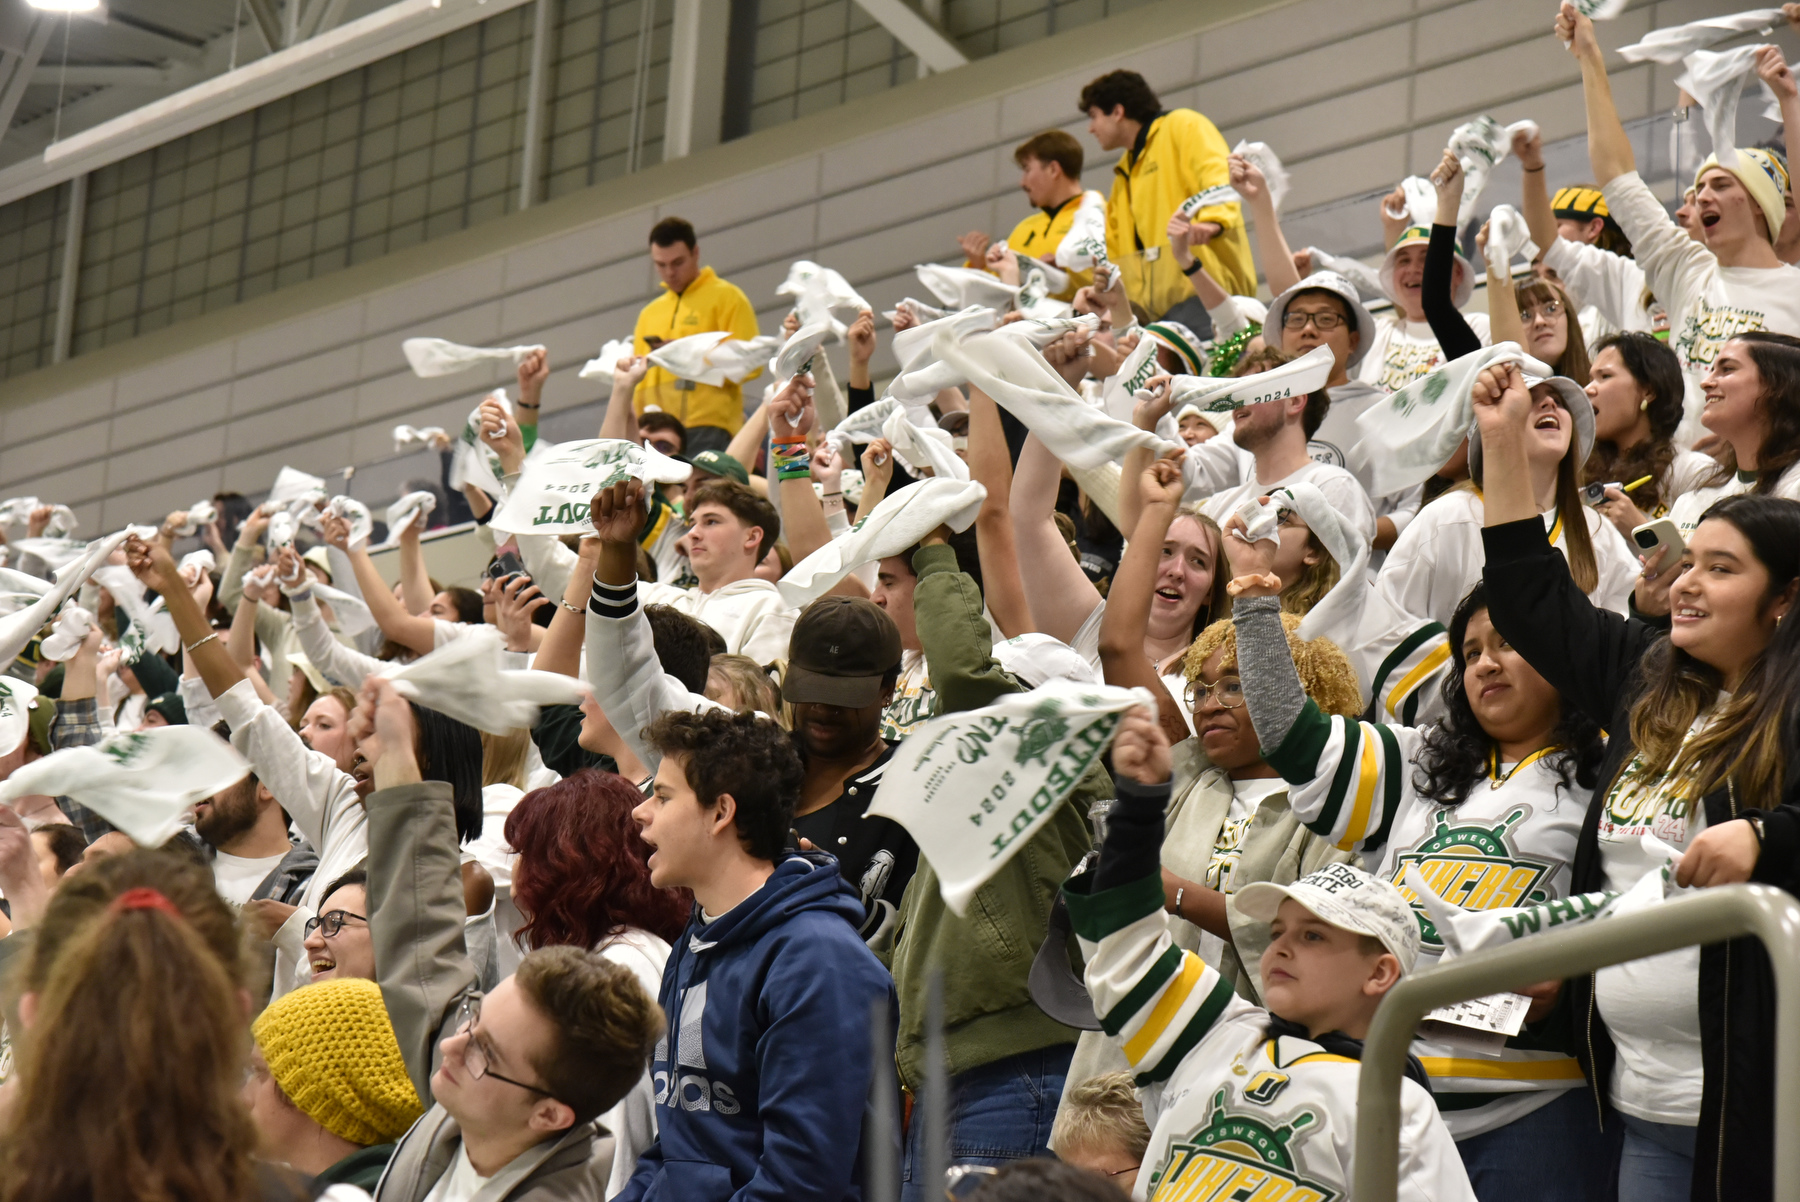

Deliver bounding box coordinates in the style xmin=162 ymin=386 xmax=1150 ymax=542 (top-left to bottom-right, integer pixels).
xmin=1067 ymin=707 xmax=1477 ymax=1201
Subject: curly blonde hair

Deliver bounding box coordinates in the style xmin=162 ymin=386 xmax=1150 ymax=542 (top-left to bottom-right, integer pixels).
xmin=1182 ymin=610 xmax=1361 ymax=718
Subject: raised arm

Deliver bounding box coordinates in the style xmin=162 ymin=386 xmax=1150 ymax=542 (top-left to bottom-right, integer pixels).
xmin=219 ymin=507 xmax=269 ymax=613
xmin=357 ymin=681 xmax=477 ymax=1101
xmin=728 ymin=399 xmax=773 ymax=491
xmin=1482 ymin=221 xmax=1525 ymax=347
xmin=288 ymin=587 xmax=385 ymax=689
xmin=1232 ymin=153 xmax=1301 ymax=297
xmin=123 ymin=535 xmax=244 ymax=704
xmin=1009 ymin=432 xmax=1101 ymax=645
xmin=1167 ymin=213 xmax=1232 ymax=309
xmin=600 ymin=354 xmax=650 ymax=444
xmin=912 ymin=537 xmax=1018 ymax=714
xmin=1424 ymin=151 xmax=1481 ymax=358
xmin=966 ymin=387 xmax=1033 ymax=639
xmin=324 ymin=513 xmax=439 ymax=657
xmin=395 ymin=512 xmax=435 ymax=616
xmin=1098 ymin=452 xmax=1190 ymax=748
xmin=769 ymin=373 xmax=839 ymax=569
xmin=1556 ymin=3 xmax=1632 ymax=185
xmin=532 ymin=539 xmax=601 ymax=677
xmin=1514 ymin=125 xmax=1559 ymax=256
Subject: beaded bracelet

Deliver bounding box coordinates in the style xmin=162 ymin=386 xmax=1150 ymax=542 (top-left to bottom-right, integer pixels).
xmin=772 ymin=440 xmax=812 ymax=482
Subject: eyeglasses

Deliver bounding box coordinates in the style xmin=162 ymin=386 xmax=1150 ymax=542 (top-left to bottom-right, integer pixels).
xmin=1186 ymin=675 xmax=1246 ymax=709
xmin=1520 ymin=299 xmax=1565 ymax=323
xmin=1281 ymin=310 xmax=1347 ymax=331
xmin=453 ymin=995 xmax=555 ymax=1098
xmin=644 ymin=437 xmax=681 ymax=456
xmin=303 ymin=909 xmax=367 ymax=939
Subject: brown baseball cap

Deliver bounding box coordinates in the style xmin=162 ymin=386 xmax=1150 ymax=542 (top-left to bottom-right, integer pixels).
xmin=783 ymin=596 xmax=903 ymax=708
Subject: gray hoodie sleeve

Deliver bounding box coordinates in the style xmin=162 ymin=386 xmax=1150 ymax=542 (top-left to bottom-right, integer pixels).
xmin=1231 ymin=594 xmax=1306 ymax=755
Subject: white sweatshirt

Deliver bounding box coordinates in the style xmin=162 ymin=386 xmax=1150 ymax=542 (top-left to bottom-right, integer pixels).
xmin=638 ymin=577 xmax=797 ymax=666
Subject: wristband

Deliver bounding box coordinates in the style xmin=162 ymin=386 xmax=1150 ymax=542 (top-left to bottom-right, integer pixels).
xmin=185 ymin=632 xmax=219 ymax=654
xmin=1522 ymin=164 xmax=1545 ymax=173
xmin=559 ymin=598 xmax=584 ymax=616
xmin=772 ymin=441 xmax=812 ymax=482
xmin=1173 ymin=887 xmax=1185 ymax=916
xmin=1181 ymin=258 xmax=1204 ymax=277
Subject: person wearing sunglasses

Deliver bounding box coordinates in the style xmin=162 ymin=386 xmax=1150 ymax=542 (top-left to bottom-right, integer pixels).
xmin=354 ymin=676 xmax=664 ymax=1202
xmin=637 ymin=411 xmax=686 ymax=459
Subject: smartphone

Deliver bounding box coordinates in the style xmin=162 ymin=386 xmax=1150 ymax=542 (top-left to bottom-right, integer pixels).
xmin=1630 ymin=518 xmax=1684 ymax=569
xmin=484 ymin=550 xmax=525 ymax=584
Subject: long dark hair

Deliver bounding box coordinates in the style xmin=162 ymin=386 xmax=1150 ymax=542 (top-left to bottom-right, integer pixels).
xmin=1583 ymin=332 xmax=1685 ymax=513
xmin=1628 ymin=495 xmax=1800 ymax=806
xmin=1706 ymin=333 xmax=1800 ymax=492
xmin=1470 ymin=405 xmax=1599 ymax=594
xmin=1414 ymin=585 xmax=1604 ymax=805
xmin=412 ymin=702 xmax=484 ymax=842
xmin=505 ymin=770 xmax=691 ymax=948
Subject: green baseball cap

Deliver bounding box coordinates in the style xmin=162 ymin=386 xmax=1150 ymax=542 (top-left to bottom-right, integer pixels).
xmin=686 ymin=450 xmax=749 ymax=486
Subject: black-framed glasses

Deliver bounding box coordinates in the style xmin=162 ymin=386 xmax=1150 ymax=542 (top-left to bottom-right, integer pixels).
xmin=453 ymin=995 xmax=555 ymax=1098
xmin=1281 ymin=310 xmax=1346 ymax=330
xmin=1186 ymin=675 xmax=1246 ymax=710
xmin=303 ymin=909 xmax=367 ymax=939
xmin=1520 ymin=299 xmax=1565 ymax=323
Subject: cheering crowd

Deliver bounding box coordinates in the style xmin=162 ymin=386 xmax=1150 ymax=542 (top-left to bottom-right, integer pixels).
xmin=1 ymin=4 xmax=1799 ymax=1200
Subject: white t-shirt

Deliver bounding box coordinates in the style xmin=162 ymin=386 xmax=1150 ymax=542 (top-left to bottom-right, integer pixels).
xmin=880 ymin=650 xmax=934 ymax=741
xmin=1356 ymin=313 xmax=1491 ymax=394
xmin=1541 ymin=237 xmax=1656 ymax=336
xmin=1604 ymin=171 xmax=1800 ymax=441
xmin=1193 ymin=776 xmax=1286 ymax=972
xmin=1668 ymin=465 xmax=1800 ymax=540
xmin=422 ymin=1145 xmax=490 ymax=1202
xmin=211 ymin=849 xmax=288 ymax=909
xmin=1592 ymin=707 xmax=1719 ymax=1126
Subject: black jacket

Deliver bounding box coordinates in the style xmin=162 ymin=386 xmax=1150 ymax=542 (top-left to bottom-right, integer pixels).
xmin=1481 ymin=517 xmax=1800 ymax=1202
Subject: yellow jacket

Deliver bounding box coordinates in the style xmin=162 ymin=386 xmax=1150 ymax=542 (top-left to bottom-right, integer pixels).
xmin=1103 ymin=108 xmax=1255 ymax=319
xmin=631 ymin=266 xmax=761 ymax=433
xmin=964 ymin=194 xmax=1095 ymax=301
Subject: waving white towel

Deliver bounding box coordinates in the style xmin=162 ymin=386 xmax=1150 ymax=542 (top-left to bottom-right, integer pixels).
xmin=328 ymin=496 xmax=374 ymax=551
xmin=887 ymin=305 xmax=998 ymax=406
xmin=647 ymin=331 xmax=780 ymax=387
xmin=267 ymin=466 xmax=328 ymax=507
xmin=1232 ymin=139 xmax=1289 ymax=211
xmin=882 ymin=407 xmax=969 ymax=482
xmin=577 ymin=337 xmax=636 ymax=381
xmin=1447 ymin=116 xmax=1539 ymax=225
xmin=1151 ymin=345 xmax=1336 ymax=416
xmin=91 ymin=564 xmax=180 ymax=656
xmin=776 ymin=478 xmax=985 ymax=608
xmin=402 ymin=337 xmax=546 ymax=379
xmin=1484 ymin=205 xmax=1539 ymax=280
xmin=1054 ymin=191 xmax=1111 ymax=272
xmin=37 ymin=605 xmax=92 ymax=662
xmin=773 ymin=319 xmax=835 ymax=381
xmin=393 ymin=425 xmax=449 ymax=452
xmin=1280 ymin=483 xmax=1373 ymax=650
xmin=1 ymin=726 xmax=252 ymax=848
xmin=777 ymin=260 xmax=871 ymax=338
xmin=1616 ymin=9 xmax=1783 ymax=63
xmin=915 ymin=264 xmax=1022 ymax=312
xmin=490 ymin=439 xmax=692 ymax=538
xmin=1676 ymin=45 xmax=1775 ymax=168
xmin=387 ymin=491 xmax=437 ymax=536
xmin=377 ymin=626 xmax=587 ymax=734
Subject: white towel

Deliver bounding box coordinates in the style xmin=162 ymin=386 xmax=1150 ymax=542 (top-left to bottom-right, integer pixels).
xmin=171 ymin=499 xmax=218 ymax=538
xmin=1232 ymin=139 xmax=1289 ymax=211
xmin=1616 ymin=9 xmax=1783 ymax=64
xmin=882 ymin=407 xmax=969 ymax=482
xmin=1675 ymin=45 xmax=1773 ymax=168
xmin=1101 ymin=333 xmax=1162 ymax=424
xmin=3 ymin=538 xmax=87 ymax=575
xmin=38 ymin=605 xmax=92 ymax=662
xmin=577 ymin=337 xmax=636 ymax=380
xmin=393 ymin=425 xmax=448 ymax=452
xmin=328 ymin=496 xmax=374 ymax=551
xmin=1280 ymin=483 xmax=1372 ymax=651
xmin=776 ymin=260 xmax=871 ymax=338
xmin=0 ymin=725 xmax=252 ymax=848
xmin=882 ymin=298 xmax=949 ymax=327
xmin=267 ymin=466 xmax=328 ymax=507
xmin=1388 ymin=175 xmax=1438 ymax=230
xmin=1153 ymin=344 xmax=1336 ymax=416
xmin=1177 ymin=184 xmax=1244 ymax=218
xmin=647 ymin=331 xmax=780 ymax=387
xmin=448 ymin=389 xmax=514 ymax=498
xmin=1302 ymin=248 xmax=1385 ymax=302
xmin=91 ymin=563 xmax=180 ymax=655
xmin=402 ymin=337 xmax=545 ymax=379
xmin=776 ymin=478 xmax=985 ymax=608
xmin=887 ymin=305 xmax=998 ymax=406
xmin=773 ymin=319 xmax=835 ymax=381
xmin=310 ymin=582 xmax=378 ymax=637
xmin=1448 ymin=117 xmax=1540 ymax=225
xmin=1054 ymin=191 xmax=1111 ymax=272
xmin=868 ymin=681 xmax=1154 ymax=915
xmin=915 ymin=263 xmax=1022 ymax=312
xmin=178 ymin=549 xmax=216 ymax=577
xmin=377 ymin=626 xmax=587 ymax=735
xmin=1569 ymin=0 xmax=1630 ymax=17
xmin=1351 ymin=342 xmax=1544 ymax=496
xmin=490 ymin=439 xmax=692 ymax=539
xmin=387 ymin=491 xmax=437 ymax=536
xmin=1484 ymin=205 xmax=1539 ymax=279
xmin=933 ymin=316 xmax=1172 ymax=472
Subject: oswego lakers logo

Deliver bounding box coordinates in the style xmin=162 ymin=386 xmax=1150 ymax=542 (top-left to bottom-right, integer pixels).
xmin=1391 ymin=809 xmax=1550 ymax=948
xmin=1148 ymin=1089 xmax=1336 ymax=1202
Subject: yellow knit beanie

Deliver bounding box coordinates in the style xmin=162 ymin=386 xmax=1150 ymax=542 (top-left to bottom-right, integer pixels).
xmin=252 ymin=978 xmax=425 ymax=1146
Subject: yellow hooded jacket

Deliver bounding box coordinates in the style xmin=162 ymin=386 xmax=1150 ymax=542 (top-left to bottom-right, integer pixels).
xmin=631 ymin=265 xmax=761 ymax=433
xmin=1104 ymin=108 xmax=1255 ymax=319
xmin=963 ymin=194 xmax=1095 ymax=301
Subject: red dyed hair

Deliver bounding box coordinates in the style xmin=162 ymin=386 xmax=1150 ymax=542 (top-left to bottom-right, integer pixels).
xmin=505 ymin=769 xmax=691 ymax=948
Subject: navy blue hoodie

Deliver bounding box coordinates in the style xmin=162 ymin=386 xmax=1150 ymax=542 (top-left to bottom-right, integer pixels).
xmin=617 ymin=851 xmax=899 ymax=1202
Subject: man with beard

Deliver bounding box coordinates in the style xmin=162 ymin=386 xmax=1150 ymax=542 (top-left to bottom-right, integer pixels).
xmin=192 ymin=747 xmax=317 ymax=910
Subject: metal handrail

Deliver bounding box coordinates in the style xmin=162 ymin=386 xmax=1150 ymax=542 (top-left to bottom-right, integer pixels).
xmin=1354 ymin=883 xmax=1800 ymax=1202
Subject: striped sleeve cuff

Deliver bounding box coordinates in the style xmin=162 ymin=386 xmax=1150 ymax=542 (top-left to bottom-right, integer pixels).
xmin=589 ymin=576 xmax=639 ymax=620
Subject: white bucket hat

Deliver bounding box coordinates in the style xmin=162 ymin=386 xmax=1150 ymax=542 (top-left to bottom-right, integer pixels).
xmin=1265 ymin=271 xmax=1377 ymax=371
xmin=1467 ymin=372 xmax=1594 ymax=483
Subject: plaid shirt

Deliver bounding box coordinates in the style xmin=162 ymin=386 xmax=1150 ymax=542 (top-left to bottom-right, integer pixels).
xmin=48 ymin=697 xmax=114 ymax=844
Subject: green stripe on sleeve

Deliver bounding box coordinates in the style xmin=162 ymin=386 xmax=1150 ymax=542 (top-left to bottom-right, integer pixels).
xmin=1063 ymin=873 xmax=1166 ymax=943
xmin=1265 ymin=698 xmax=1333 ymax=781
xmin=1367 ymin=723 xmax=1406 ymax=855
xmin=1100 ymin=946 xmax=1184 ymax=1037
xmin=1133 ymin=973 xmax=1236 ymax=1086
xmin=1311 ymin=719 xmax=1363 ymax=835
xmin=1371 ymin=622 xmax=1447 ymax=700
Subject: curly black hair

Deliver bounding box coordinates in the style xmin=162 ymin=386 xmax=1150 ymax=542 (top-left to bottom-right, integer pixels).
xmin=1412 ymin=584 xmax=1605 ymax=806
xmin=646 ymin=709 xmax=803 ymax=862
